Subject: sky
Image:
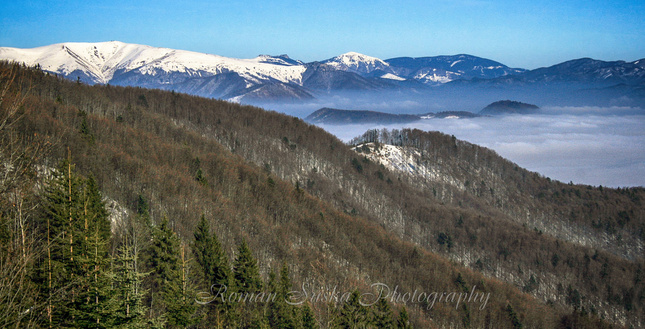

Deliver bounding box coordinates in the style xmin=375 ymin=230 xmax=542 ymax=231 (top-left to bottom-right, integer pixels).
xmin=1 ymin=0 xmax=644 ymax=69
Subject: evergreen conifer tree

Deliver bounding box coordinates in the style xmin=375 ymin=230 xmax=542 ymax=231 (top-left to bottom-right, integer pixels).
xmin=233 ymin=239 xmax=262 ymax=294
xmin=192 ymin=215 xmax=233 ymax=326
xmin=145 ymin=218 xmax=197 ymax=327
xmin=193 ymin=215 xmax=215 ymax=287
xmin=38 ymin=160 xmax=112 ymax=327
xmin=336 ymin=290 xmax=370 ymax=328
xmin=301 ymin=302 xmax=319 ymax=329
xmin=396 ymin=306 xmax=412 ymax=329
xmin=232 ymin=239 xmax=264 ymax=328
xmin=163 ymin=243 xmax=197 ymax=328
xmin=192 ymin=215 xmax=230 ymax=289
xmin=105 ymin=244 xmax=149 ymax=328
xmin=268 ymin=264 xmax=296 ymax=329
xmin=372 ymin=298 xmax=395 ymax=328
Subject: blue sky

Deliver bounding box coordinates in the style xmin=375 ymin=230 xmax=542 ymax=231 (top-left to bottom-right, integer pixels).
xmin=1 ymin=0 xmax=644 ymax=69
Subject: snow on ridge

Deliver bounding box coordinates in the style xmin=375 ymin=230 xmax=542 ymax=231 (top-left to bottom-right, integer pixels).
xmin=450 ymin=60 xmax=463 ymax=67
xmin=336 ymin=52 xmax=385 ymax=63
xmin=380 ymin=73 xmax=405 ymax=81
xmin=414 ymin=70 xmax=456 ymax=84
xmin=353 ymin=143 xmax=466 ymax=191
xmin=322 ymin=51 xmax=390 ymax=74
xmin=0 ymin=41 xmax=307 ymax=85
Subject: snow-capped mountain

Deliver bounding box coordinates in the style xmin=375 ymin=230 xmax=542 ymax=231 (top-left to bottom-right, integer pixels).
xmin=1 ymin=41 xmax=642 ymax=105
xmin=385 ymin=54 xmax=526 ymax=84
xmin=0 ymin=41 xmax=310 ymax=100
xmin=316 ymin=52 xmax=524 ymax=84
xmin=320 ymin=52 xmax=394 ymax=77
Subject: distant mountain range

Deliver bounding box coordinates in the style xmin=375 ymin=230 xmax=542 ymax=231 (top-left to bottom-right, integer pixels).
xmin=1 ymin=41 xmax=643 ymax=106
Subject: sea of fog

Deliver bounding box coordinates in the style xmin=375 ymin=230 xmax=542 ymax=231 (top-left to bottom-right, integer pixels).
xmin=268 ymin=104 xmax=645 ymax=188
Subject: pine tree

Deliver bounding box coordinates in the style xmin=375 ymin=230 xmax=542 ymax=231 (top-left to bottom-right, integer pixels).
xmin=372 ymin=298 xmax=395 ymax=328
xmin=232 ymin=239 xmax=264 ymax=329
xmin=163 ymin=243 xmax=197 ymax=328
xmin=73 ymin=174 xmax=113 ymax=327
xmin=145 ymin=218 xmax=196 ymax=328
xmin=506 ymin=304 xmax=523 ymax=329
xmin=146 ymin=218 xmax=179 ymax=298
xmin=135 ymin=194 xmax=150 ymax=222
xmin=79 ymin=117 xmax=95 ymax=144
xmin=233 ymin=239 xmax=262 ymax=294
xmin=73 ymin=222 xmax=112 ymax=328
xmin=38 ymin=160 xmax=112 ymax=327
xmin=396 ymin=306 xmax=412 ymax=329
xmin=268 ymin=264 xmax=296 ymax=329
xmin=336 ymin=290 xmax=369 ymax=328
xmin=192 ymin=215 xmax=233 ymax=326
xmin=192 ymin=215 xmax=230 ymax=290
xmin=105 ymin=244 xmax=149 ymax=328
xmin=193 ymin=215 xmax=215 ymax=287
xmin=301 ymin=302 xmax=319 ymax=329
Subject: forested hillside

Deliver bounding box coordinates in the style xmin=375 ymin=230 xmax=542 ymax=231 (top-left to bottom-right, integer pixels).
xmin=349 ymin=129 xmax=644 ymax=260
xmin=1 ymin=61 xmax=641 ymax=328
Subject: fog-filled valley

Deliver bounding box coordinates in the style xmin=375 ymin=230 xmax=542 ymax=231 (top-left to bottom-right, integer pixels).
xmin=253 ymin=93 xmax=645 ymax=188
xmin=315 ymin=111 xmax=645 ymax=188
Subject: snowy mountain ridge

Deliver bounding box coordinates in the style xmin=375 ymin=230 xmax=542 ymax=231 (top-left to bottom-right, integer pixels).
xmin=2 ymin=41 xmax=642 ymax=104
xmin=320 ymin=51 xmax=392 ymax=76
xmin=0 ymin=41 xmax=307 ymax=87
xmin=0 ymin=41 xmax=523 ymax=90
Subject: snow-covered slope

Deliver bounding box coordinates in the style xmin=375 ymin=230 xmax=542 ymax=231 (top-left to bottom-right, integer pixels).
xmin=352 ymin=143 xmax=465 ymax=190
xmin=321 ymin=52 xmax=393 ymax=76
xmin=386 ymin=54 xmax=526 ymax=84
xmin=320 ymin=52 xmax=528 ymax=84
xmin=0 ymin=41 xmax=152 ymax=83
xmin=0 ymin=41 xmax=307 ymax=95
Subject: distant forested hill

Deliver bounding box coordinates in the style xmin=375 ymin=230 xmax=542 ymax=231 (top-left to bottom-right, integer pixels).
xmin=479 ymin=100 xmax=540 ymax=115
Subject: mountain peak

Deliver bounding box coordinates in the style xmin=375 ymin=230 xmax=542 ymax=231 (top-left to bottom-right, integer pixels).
xmin=338 ymin=51 xmax=374 ymax=57
xmin=321 ymin=52 xmax=390 ymax=75
xmin=332 ymin=52 xmax=386 ymax=63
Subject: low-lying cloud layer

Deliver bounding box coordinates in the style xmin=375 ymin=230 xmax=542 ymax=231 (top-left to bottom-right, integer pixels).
xmin=314 ymin=110 xmax=645 ymax=188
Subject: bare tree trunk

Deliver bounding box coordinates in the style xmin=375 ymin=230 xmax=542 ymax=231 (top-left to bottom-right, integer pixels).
xmin=47 ymin=215 xmax=52 ymax=328
xmin=94 ymin=225 xmax=99 ymax=325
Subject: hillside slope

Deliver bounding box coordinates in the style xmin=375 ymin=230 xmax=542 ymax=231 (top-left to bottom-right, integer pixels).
xmin=1 ymin=61 xmax=642 ymax=328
